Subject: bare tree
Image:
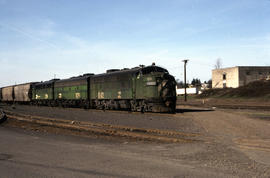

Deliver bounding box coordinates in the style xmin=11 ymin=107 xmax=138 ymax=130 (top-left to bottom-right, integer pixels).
xmin=214 ymin=58 xmax=222 ymax=69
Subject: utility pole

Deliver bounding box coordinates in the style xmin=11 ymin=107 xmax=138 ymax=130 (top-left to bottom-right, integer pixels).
xmin=182 ymin=59 xmax=189 ymax=102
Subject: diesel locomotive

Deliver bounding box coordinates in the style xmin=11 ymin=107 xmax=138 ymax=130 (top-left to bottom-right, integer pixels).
xmin=0 ymin=64 xmax=177 ymax=113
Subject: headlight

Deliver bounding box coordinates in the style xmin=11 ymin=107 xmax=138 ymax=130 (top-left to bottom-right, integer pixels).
xmin=146 ymin=81 xmax=157 ymax=86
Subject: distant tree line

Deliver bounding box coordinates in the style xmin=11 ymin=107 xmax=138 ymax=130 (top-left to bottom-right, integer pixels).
xmin=191 ymin=78 xmax=201 ymax=86
xmin=176 ymin=78 xmax=212 ymax=88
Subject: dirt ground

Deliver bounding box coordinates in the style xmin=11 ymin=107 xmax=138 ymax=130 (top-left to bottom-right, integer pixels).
xmin=1 ymin=103 xmax=270 ymax=177
xmin=1 ymin=104 xmax=201 ymax=134
xmin=178 ymin=97 xmax=270 ymax=110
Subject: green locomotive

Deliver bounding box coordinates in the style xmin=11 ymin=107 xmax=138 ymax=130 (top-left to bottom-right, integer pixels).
xmin=1 ymin=64 xmax=177 ymax=113
xmin=91 ymin=65 xmax=176 ymax=112
xmin=54 ymin=74 xmax=92 ymax=107
xmin=32 ymin=79 xmax=59 ymax=106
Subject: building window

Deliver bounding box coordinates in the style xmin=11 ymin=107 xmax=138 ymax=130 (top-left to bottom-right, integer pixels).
xmin=258 ymin=72 xmax=262 ymax=75
xmin=223 ymin=74 xmax=226 ymax=80
xmin=246 ymin=71 xmax=250 ymax=75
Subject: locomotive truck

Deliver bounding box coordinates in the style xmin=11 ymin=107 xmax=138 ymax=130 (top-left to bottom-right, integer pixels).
xmin=0 ymin=64 xmax=177 ymax=113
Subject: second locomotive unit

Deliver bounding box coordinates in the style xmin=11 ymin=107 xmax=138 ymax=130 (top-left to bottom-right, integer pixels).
xmin=1 ymin=64 xmax=177 ymax=113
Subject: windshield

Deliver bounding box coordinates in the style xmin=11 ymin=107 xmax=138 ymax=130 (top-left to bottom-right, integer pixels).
xmin=141 ymin=66 xmax=168 ymax=75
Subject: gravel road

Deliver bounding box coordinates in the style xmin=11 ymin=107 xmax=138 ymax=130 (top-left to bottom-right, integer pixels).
xmin=1 ymin=103 xmax=270 ymax=177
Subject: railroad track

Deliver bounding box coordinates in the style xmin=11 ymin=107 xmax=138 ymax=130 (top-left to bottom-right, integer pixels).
xmin=3 ymin=110 xmax=200 ymax=143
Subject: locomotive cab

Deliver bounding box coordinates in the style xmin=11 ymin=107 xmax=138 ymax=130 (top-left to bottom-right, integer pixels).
xmin=135 ymin=66 xmax=177 ymax=112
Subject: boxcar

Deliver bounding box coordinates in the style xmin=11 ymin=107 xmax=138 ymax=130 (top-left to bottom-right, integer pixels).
xmin=54 ymin=74 xmax=93 ymax=107
xmin=14 ymin=83 xmax=36 ymax=103
xmin=2 ymin=86 xmax=14 ymax=102
xmin=32 ymin=79 xmax=59 ymax=105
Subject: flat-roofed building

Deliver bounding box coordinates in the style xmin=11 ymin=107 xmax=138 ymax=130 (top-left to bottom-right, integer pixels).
xmin=212 ymin=66 xmax=270 ymax=88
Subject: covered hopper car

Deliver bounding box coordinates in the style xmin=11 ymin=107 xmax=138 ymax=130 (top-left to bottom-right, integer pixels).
xmin=14 ymin=83 xmax=36 ymax=103
xmin=1 ymin=86 xmax=14 ymax=103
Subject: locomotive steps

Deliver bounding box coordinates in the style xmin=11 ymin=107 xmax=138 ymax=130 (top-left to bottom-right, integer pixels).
xmin=2 ymin=110 xmax=200 ymax=143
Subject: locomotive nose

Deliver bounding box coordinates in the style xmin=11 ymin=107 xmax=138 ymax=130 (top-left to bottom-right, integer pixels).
xmin=160 ymin=78 xmax=176 ymax=98
xmin=158 ymin=75 xmax=177 ymax=110
xmin=161 ymin=81 xmax=169 ymax=98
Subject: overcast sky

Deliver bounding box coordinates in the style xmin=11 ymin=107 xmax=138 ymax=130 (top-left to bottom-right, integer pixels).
xmin=0 ymin=0 xmax=270 ymax=87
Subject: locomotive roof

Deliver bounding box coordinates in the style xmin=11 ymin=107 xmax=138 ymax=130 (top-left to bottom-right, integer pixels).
xmin=55 ymin=74 xmax=92 ymax=84
xmin=1 ymin=85 xmax=14 ymax=89
xmin=29 ymin=65 xmax=169 ymax=87
xmin=14 ymin=82 xmax=38 ymax=86
xmin=1 ymin=82 xmax=38 ymax=89
xmin=35 ymin=79 xmax=60 ymax=87
xmin=93 ymin=65 xmax=169 ymax=78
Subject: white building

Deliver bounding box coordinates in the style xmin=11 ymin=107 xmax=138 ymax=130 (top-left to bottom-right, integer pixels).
xmin=176 ymin=87 xmax=202 ymax=95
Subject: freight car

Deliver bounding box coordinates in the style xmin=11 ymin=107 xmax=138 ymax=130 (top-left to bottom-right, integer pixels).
xmin=1 ymin=86 xmax=14 ymax=103
xmin=0 ymin=64 xmax=176 ymax=113
xmin=14 ymin=83 xmax=36 ymax=104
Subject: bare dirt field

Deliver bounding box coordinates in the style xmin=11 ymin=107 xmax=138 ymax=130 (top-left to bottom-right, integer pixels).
xmin=1 ymin=103 xmax=270 ymax=177
xmin=177 ymin=97 xmax=270 ymax=110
